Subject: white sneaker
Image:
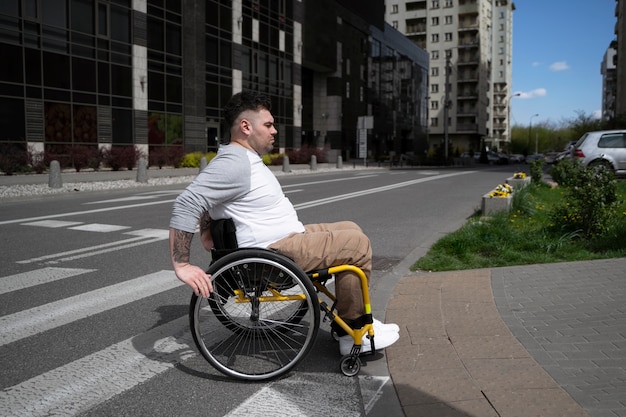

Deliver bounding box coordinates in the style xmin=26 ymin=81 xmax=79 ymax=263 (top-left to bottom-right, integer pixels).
xmin=339 ymin=329 xmax=400 ymax=356
xmin=373 ymin=318 xmax=400 ymax=333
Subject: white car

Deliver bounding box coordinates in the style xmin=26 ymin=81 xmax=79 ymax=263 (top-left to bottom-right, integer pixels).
xmin=572 ymin=130 xmax=626 ymax=175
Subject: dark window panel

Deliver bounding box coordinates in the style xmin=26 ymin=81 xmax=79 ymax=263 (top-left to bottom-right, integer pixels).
xmin=0 ymin=0 xmax=19 ymax=16
xmin=42 ymin=0 xmax=67 ymax=27
xmin=0 ymin=43 xmax=22 ymax=83
xmin=42 ymin=25 xmax=68 ymax=53
xmin=71 ymin=0 xmax=94 ymax=34
xmin=43 ymin=52 xmax=70 ymax=89
xmin=72 ymin=57 xmax=97 ymax=91
xmin=166 ymin=75 xmax=181 ymax=103
xmin=220 ymin=39 xmax=231 ymax=68
xmin=147 ymin=16 xmax=164 ymax=51
xmin=206 ymin=2 xmax=218 ymax=27
xmin=111 ymin=107 xmax=132 ymax=144
xmin=165 ymin=23 xmax=181 ymax=55
xmin=98 ymin=3 xmax=108 ymax=36
xmin=110 ymin=5 xmax=129 ymax=42
xmin=148 ymin=71 xmax=164 ymax=101
xmin=98 ymin=62 xmax=111 ymax=94
xmin=206 ymin=36 xmax=217 ymax=63
xmin=0 ymin=97 xmax=25 ymax=141
xmin=26 ymin=86 xmax=42 ymax=98
xmin=0 ymin=82 xmax=23 ymax=97
xmin=165 ymin=0 xmax=181 ymax=13
xmin=219 ymin=4 xmax=231 ymax=32
xmin=0 ymin=15 xmax=20 ymax=44
xmin=111 ymin=64 xmax=132 ymax=96
xmin=44 ymin=88 xmax=70 ymax=101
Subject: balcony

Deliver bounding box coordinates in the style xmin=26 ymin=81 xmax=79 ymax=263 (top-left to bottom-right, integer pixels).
xmin=457 ymin=123 xmax=478 ymax=132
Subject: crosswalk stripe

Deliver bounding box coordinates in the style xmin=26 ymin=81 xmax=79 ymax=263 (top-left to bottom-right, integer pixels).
xmin=0 ymin=316 xmax=195 ymax=417
xmin=225 ymin=373 xmax=362 ymax=417
xmin=0 ymin=267 xmax=97 ymax=295
xmin=0 ymin=270 xmax=182 ymax=347
xmin=16 ymin=235 xmax=162 ymax=264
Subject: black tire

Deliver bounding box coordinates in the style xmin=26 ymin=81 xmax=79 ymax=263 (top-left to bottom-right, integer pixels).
xmin=189 ymin=249 xmax=320 ymax=380
xmin=588 ymin=159 xmax=614 ymax=172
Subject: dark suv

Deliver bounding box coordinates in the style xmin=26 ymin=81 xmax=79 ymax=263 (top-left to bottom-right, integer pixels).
xmin=572 ymin=130 xmax=626 ymax=175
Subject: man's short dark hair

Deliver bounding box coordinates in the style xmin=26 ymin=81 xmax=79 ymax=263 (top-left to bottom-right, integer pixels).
xmin=223 ymin=91 xmax=272 ymax=131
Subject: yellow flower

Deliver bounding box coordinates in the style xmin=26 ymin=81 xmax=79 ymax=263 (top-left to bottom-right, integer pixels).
xmin=489 ymin=183 xmax=513 ymax=198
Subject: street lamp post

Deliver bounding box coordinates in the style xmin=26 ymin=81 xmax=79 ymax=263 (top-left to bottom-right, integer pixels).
xmin=508 ymin=93 xmax=520 ymax=145
xmin=527 ymin=113 xmax=538 ymax=155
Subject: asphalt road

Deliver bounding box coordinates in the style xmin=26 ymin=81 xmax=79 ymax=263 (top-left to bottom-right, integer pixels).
xmin=0 ymin=164 xmax=515 ymax=416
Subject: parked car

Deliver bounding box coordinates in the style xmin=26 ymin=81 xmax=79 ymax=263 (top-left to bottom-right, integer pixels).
xmin=525 ymin=153 xmax=545 ymax=163
xmin=479 ymin=151 xmax=508 ymax=164
xmin=572 ymin=130 xmax=626 ymax=175
xmin=509 ymin=154 xmax=525 ymax=163
xmin=544 ymin=152 xmax=559 ymax=164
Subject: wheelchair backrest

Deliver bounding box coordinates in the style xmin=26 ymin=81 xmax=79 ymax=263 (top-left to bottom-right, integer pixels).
xmin=209 ymin=218 xmax=239 ymax=261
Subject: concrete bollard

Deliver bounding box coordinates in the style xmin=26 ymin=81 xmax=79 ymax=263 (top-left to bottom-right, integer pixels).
xmin=136 ymin=157 xmax=148 ymax=183
xmin=48 ymin=160 xmax=62 ymax=189
xmin=336 ymin=155 xmax=343 ymax=169
xmin=282 ymin=155 xmax=291 ymax=172
xmin=199 ymin=157 xmax=208 ymax=172
xmin=310 ymin=155 xmax=317 ymax=171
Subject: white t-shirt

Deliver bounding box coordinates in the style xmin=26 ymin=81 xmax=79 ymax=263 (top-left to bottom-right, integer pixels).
xmin=169 ymin=144 xmax=305 ymax=248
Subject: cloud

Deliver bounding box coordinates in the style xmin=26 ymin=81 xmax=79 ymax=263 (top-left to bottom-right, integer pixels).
xmin=513 ymin=88 xmax=547 ymax=99
xmin=592 ymin=110 xmax=602 ymax=119
xmin=549 ymin=61 xmax=570 ymax=71
xmin=531 ymin=62 xmax=541 ymax=67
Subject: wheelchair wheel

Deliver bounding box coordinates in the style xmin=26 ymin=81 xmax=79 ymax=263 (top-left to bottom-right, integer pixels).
xmin=190 ymin=249 xmax=320 ymax=380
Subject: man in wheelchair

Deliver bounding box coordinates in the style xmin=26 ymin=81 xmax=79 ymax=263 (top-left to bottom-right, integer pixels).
xmin=169 ymin=91 xmax=399 ymax=356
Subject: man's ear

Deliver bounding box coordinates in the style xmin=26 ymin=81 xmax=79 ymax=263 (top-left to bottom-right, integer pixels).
xmin=240 ymin=118 xmax=251 ymax=135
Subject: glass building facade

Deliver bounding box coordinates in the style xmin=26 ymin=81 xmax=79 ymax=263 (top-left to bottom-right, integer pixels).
xmin=0 ymin=0 xmax=428 ymax=168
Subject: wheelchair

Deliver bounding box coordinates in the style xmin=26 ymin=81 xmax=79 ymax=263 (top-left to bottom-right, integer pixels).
xmin=188 ymin=219 xmax=377 ymax=381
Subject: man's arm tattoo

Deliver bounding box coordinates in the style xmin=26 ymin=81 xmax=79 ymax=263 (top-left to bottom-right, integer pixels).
xmin=199 ymin=211 xmax=211 ymax=235
xmin=172 ymin=229 xmax=194 ymax=263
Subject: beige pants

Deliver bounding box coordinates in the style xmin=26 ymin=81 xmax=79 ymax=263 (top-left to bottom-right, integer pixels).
xmin=269 ymin=221 xmax=372 ymax=321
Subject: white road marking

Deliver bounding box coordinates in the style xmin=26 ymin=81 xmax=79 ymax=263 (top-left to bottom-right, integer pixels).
xmin=69 ymin=223 xmax=131 ymax=232
xmin=0 ymin=270 xmax=181 ymax=347
xmin=21 ymin=220 xmax=83 ymax=228
xmin=0 ymin=199 xmax=176 ymax=226
xmin=0 ymin=267 xmax=97 ymax=295
xmin=16 ymin=235 xmax=157 ymax=264
xmin=294 ymin=170 xmax=475 ymax=210
xmin=0 ymin=316 xmax=194 ymax=417
xmin=225 ymin=373 xmax=363 ymax=417
xmin=125 ymin=228 xmax=170 ymax=239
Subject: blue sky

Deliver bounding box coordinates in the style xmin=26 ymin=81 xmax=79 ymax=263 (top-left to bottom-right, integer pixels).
xmin=510 ymin=0 xmax=617 ymax=127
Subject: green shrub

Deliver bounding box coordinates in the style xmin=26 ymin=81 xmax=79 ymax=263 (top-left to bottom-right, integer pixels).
xmin=549 ymin=164 xmax=618 ymax=238
xmin=180 ymin=151 xmax=217 ymax=168
xmin=530 ymin=159 xmax=544 ymax=184
xmin=180 ymin=151 xmax=204 ymax=168
xmin=262 ymin=153 xmax=284 ymax=165
xmin=548 ymin=158 xmax=581 ymax=187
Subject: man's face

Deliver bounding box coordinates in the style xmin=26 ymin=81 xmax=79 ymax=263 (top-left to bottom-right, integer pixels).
xmin=240 ymin=108 xmax=277 ymax=155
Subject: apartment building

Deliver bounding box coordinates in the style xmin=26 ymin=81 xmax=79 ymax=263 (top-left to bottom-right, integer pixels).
xmin=385 ymin=0 xmax=515 ymax=155
xmin=0 ymin=0 xmax=428 ymax=167
xmin=614 ymin=0 xmax=626 ymax=119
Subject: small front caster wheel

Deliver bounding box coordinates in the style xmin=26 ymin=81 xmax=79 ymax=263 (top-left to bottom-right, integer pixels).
xmin=339 ymin=355 xmax=361 ymax=376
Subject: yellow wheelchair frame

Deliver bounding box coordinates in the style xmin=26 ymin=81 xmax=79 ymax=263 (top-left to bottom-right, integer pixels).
xmin=189 ymin=248 xmax=376 ymax=380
